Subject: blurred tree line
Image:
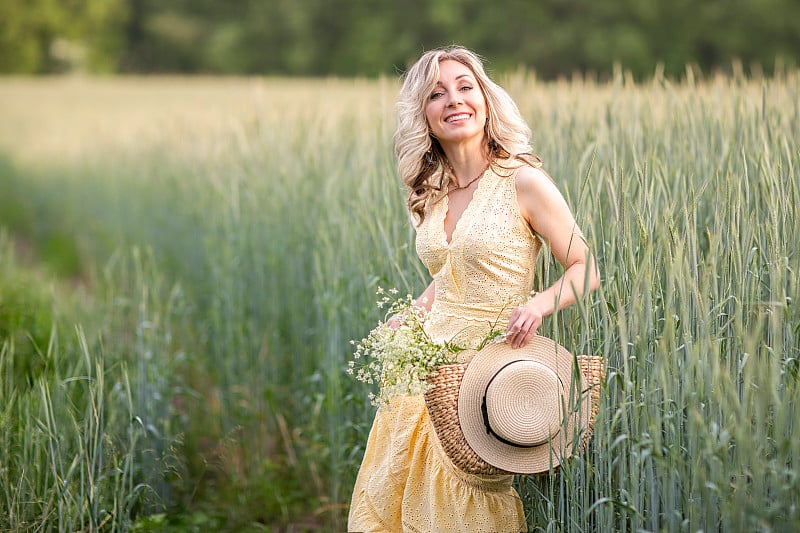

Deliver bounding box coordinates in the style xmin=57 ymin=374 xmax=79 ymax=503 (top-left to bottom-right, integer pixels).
xmin=1 ymin=0 xmax=798 ymax=78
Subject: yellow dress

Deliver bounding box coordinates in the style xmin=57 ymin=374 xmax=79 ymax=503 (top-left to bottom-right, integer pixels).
xmin=348 ymin=166 xmax=541 ymax=532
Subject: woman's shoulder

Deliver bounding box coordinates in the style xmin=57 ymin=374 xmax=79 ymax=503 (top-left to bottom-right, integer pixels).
xmin=511 ymin=158 xmax=555 ymax=193
xmin=513 ymin=162 xmax=566 ymax=222
xmin=514 ymin=164 xmax=550 ymax=186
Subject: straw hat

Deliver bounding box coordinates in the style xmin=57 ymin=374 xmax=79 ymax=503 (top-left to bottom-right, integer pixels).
xmin=425 ymin=336 xmax=601 ymax=475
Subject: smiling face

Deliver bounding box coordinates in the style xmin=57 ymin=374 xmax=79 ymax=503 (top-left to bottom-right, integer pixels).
xmin=425 ymin=59 xmax=488 ymax=148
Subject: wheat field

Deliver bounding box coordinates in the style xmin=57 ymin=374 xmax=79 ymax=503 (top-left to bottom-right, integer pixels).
xmin=0 ymin=69 xmax=798 ymax=531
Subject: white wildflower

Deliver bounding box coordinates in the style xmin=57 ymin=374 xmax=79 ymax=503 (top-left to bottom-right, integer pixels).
xmin=347 ymin=291 xmax=462 ymax=407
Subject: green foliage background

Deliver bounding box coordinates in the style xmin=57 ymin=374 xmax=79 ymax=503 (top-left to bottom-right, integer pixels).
xmin=1 ymin=0 xmax=799 ymax=77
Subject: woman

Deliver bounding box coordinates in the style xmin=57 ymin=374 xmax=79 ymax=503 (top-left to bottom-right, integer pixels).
xmin=348 ymin=46 xmax=600 ymax=532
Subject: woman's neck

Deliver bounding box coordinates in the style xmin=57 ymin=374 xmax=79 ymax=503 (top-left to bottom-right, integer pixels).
xmin=441 ymin=138 xmax=489 ymax=188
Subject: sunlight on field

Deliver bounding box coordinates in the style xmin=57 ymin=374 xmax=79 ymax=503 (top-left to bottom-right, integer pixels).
xmin=0 ymin=71 xmax=798 ymax=531
xmin=0 ymin=76 xmax=397 ymax=166
xmin=2 ymin=70 xmax=797 ymax=177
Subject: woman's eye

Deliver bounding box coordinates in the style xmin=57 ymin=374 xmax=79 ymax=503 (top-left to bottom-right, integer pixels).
xmin=460 ymin=85 xmax=473 ymax=92
xmin=430 ymin=91 xmax=443 ymax=100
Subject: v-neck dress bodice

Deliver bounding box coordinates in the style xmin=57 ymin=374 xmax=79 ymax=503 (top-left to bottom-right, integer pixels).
xmin=415 ymin=166 xmax=541 ymax=355
xmin=348 ymin=165 xmax=540 ymax=533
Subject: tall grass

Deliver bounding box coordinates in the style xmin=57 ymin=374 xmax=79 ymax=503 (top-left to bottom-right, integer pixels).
xmin=0 ymin=233 xmax=184 ymax=530
xmin=0 ymin=69 xmax=798 ymax=530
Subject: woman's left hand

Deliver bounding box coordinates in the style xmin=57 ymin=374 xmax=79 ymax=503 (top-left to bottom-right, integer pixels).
xmin=506 ymin=300 xmax=545 ymax=349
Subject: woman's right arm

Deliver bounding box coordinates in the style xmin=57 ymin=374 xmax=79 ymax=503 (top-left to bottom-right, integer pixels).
xmin=414 ymin=281 xmax=436 ymax=312
xmin=387 ymin=281 xmax=435 ymax=329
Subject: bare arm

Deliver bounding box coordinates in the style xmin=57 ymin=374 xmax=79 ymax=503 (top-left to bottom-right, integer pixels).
xmin=506 ymin=166 xmax=600 ymax=348
xmin=414 ymin=281 xmax=436 ymax=312
xmin=387 ymin=281 xmax=435 ymax=329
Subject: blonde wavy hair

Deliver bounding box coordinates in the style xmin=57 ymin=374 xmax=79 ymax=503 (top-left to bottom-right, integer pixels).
xmin=395 ymin=46 xmax=541 ymax=224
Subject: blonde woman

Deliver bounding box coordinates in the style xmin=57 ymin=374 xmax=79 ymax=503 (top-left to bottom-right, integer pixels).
xmin=348 ymin=46 xmax=600 ymax=532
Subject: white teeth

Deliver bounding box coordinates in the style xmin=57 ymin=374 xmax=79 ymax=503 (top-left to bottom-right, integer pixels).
xmin=446 ymin=113 xmax=470 ymax=123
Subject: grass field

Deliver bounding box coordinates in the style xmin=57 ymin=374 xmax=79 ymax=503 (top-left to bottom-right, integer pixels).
xmin=0 ymin=68 xmax=798 ymax=531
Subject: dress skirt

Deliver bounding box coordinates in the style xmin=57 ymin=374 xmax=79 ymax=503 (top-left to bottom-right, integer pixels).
xmin=348 ymin=395 xmax=526 ymax=532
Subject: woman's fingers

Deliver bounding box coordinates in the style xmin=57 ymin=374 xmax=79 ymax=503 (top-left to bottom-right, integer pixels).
xmin=507 ymin=305 xmax=542 ymax=348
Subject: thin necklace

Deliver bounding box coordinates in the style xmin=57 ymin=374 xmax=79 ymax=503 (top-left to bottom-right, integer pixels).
xmin=448 ymin=163 xmax=490 ymax=191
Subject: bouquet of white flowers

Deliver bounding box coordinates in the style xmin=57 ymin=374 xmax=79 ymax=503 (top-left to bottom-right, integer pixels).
xmin=348 ymin=288 xmax=503 ymax=406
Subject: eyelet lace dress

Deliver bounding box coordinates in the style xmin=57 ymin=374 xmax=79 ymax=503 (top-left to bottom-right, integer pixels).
xmin=348 ymin=164 xmax=541 ymax=532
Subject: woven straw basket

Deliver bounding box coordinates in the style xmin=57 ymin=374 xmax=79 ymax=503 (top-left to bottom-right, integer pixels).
xmin=424 ymin=354 xmax=605 ymax=475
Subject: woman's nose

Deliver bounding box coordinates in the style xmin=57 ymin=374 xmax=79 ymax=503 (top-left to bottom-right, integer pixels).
xmin=446 ymin=91 xmax=462 ymax=106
